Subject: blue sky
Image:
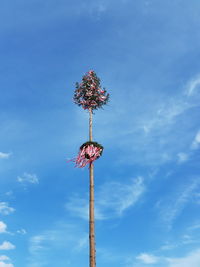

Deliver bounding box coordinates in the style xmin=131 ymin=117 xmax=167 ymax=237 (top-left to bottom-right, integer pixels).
xmin=1 ymin=0 xmax=200 ymax=266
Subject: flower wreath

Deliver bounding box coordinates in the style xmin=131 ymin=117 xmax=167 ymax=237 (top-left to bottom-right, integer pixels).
xmin=75 ymin=141 xmax=104 ymax=168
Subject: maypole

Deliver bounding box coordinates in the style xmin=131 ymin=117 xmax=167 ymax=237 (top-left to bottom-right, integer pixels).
xmin=89 ymin=108 xmax=95 ymax=266
xmin=72 ymin=70 xmax=109 ymax=267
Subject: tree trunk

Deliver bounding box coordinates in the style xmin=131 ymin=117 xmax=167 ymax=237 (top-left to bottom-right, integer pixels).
xmin=89 ymin=109 xmax=96 ymax=267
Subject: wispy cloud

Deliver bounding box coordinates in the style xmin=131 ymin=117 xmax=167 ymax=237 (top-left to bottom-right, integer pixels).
xmin=17 ymin=172 xmax=39 ymax=185
xmin=65 ymin=196 xmax=90 ymax=220
xmin=157 ymin=178 xmax=200 ymax=228
xmin=0 ymin=222 xmax=7 ymax=234
xmin=191 ymin=130 xmax=200 ymax=150
xmin=177 ymin=153 xmax=189 ymax=163
xmin=160 ymin=242 xmax=178 ymax=251
xmin=74 ymin=235 xmax=88 ymax=252
xmin=97 ymin=176 xmax=145 ymax=217
xmin=4 ymin=192 xmax=13 ymax=198
xmin=29 ymin=222 xmax=87 ymax=266
xmin=136 ymin=253 xmax=159 ymax=264
xmin=97 ymin=247 xmax=126 ymax=265
xmin=30 ymin=235 xmax=47 ymax=254
xmin=0 ymin=262 xmax=14 ymax=267
xmin=93 ymin=76 xmax=200 ymax=167
xmin=0 ymin=257 xmax=10 ymax=262
xmin=0 ymin=153 xmax=11 ymax=159
xmin=0 ymin=256 xmax=13 ymax=267
xmin=16 ymin=229 xmax=27 ymax=235
xmin=160 ymin=233 xmax=200 ymax=252
xmin=0 ymin=242 xmax=15 ymax=251
xmin=66 ymin=177 xmax=145 ymax=220
xmin=167 ymin=248 xmax=200 ymax=267
xmin=29 ymin=223 xmax=86 ymax=254
xmin=130 ymin=247 xmax=200 ymax=267
xmin=0 ymin=203 xmax=15 ymax=216
xmin=185 ymin=75 xmax=200 ymax=96
xmin=188 ymin=222 xmax=200 ymax=231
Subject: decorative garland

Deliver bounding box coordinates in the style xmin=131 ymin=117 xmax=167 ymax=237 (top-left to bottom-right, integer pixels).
xmin=73 ymin=70 xmax=109 ymax=110
xmin=74 ymin=141 xmax=104 ymax=168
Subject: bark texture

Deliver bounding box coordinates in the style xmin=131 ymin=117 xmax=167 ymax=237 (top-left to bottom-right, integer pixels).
xmin=89 ymin=109 xmax=96 ymax=267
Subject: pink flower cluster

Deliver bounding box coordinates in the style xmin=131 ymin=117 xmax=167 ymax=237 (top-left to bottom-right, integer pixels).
xmin=75 ymin=144 xmax=103 ymax=168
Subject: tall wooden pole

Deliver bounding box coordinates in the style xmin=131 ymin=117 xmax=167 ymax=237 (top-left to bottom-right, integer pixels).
xmin=89 ymin=108 xmax=96 ymax=267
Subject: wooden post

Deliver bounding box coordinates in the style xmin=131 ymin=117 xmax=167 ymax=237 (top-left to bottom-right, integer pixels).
xmin=89 ymin=108 xmax=93 ymax=141
xmin=89 ymin=108 xmax=96 ymax=267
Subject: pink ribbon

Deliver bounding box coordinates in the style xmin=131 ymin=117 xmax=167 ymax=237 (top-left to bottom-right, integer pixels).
xmin=73 ymin=144 xmax=102 ymax=168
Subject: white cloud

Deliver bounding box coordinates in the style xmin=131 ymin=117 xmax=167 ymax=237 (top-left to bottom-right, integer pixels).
xmin=177 ymin=153 xmax=189 ymax=163
xmin=161 ymin=243 xmax=178 ymax=251
xmin=0 ymin=222 xmax=7 ymax=234
xmin=0 ymin=242 xmax=15 ymax=250
xmin=136 ymin=253 xmax=159 ymax=264
xmin=0 ymin=153 xmax=11 ymax=159
xmin=4 ymin=192 xmax=13 ymax=198
xmin=189 ymin=223 xmax=200 ymax=231
xmin=191 ymin=130 xmax=200 ymax=150
xmin=30 ymin=235 xmax=46 ymax=253
xmin=132 ymin=247 xmax=200 ymax=267
xmin=97 ymin=176 xmax=145 ymax=217
xmin=98 ymin=247 xmax=125 ymax=264
xmin=157 ymin=179 xmax=200 ymax=228
xmin=160 ymin=233 xmax=198 ymax=252
xmin=0 ymin=256 xmax=13 ymax=267
xmin=29 ymin=222 xmax=87 ymax=266
xmin=0 ymin=203 xmax=15 ymax=216
xmin=0 ymin=256 xmax=10 ymax=261
xmin=66 ymin=177 xmax=145 ymax=220
xmin=139 ymin=98 xmax=190 ymax=134
xmin=65 ymin=197 xmax=89 ymax=220
xmin=104 ymin=94 xmax=195 ymax=166
xmin=29 ymin=224 xmax=85 ymax=254
xmin=75 ymin=235 xmax=88 ymax=251
xmin=186 ymin=76 xmax=200 ymax=96
xmin=0 ymin=262 xmax=14 ymax=267
xmin=167 ymin=248 xmax=200 ymax=267
xmin=17 ymin=229 xmax=27 ymax=235
xmin=17 ymin=172 xmax=39 ymax=184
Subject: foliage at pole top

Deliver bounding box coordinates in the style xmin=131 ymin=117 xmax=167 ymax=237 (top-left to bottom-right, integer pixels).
xmin=73 ymin=70 xmax=109 ymax=111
